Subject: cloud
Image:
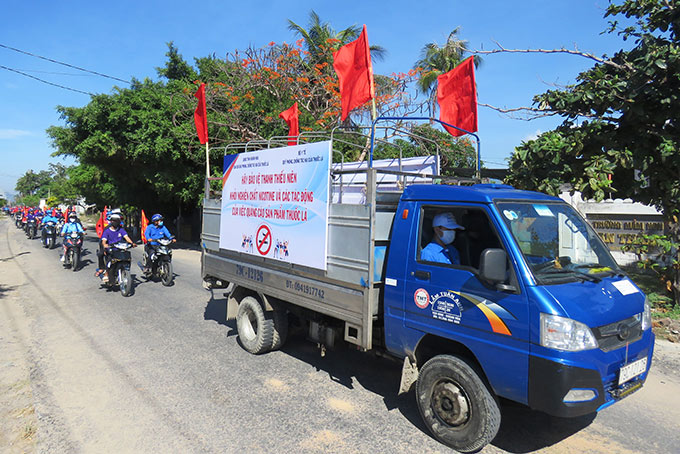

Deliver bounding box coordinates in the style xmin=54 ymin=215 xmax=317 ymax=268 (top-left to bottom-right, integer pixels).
xmin=0 ymin=129 xmax=31 ymax=139
xmin=523 ymin=129 xmax=542 ymax=142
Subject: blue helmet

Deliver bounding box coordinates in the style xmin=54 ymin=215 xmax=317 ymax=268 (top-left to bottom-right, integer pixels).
xmin=151 ymin=214 xmax=163 ymax=223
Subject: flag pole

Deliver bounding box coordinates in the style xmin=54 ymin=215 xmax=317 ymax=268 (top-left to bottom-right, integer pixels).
xmin=205 ymin=141 xmax=210 ymax=179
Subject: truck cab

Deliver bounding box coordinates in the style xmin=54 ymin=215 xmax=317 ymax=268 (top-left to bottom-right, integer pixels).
xmin=383 ymin=183 xmax=654 ymax=423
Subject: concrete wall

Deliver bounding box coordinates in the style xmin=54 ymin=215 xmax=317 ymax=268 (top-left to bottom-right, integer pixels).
xmin=560 ymin=191 xmax=664 ymax=266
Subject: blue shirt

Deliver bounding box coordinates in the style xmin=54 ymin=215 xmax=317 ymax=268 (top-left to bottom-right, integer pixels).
xmin=421 ymin=242 xmax=460 ymax=265
xmin=61 ymin=221 xmax=84 ymax=235
xmin=42 ymin=215 xmax=60 ymax=225
xmin=144 ymin=224 xmax=173 ymax=244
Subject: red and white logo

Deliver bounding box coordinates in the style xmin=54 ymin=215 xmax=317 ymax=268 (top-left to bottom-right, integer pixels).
xmin=414 ymin=288 xmax=430 ymax=309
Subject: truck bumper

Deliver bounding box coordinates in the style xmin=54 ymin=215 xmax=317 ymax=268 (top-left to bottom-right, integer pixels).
xmin=527 ymin=337 xmax=653 ymax=418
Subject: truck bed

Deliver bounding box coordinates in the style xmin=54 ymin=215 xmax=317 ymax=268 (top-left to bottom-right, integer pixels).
xmin=201 ymin=170 xmax=399 ymax=350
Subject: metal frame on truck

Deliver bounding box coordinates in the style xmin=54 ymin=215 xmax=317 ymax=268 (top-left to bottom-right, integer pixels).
xmin=202 ymin=121 xmax=476 ymax=351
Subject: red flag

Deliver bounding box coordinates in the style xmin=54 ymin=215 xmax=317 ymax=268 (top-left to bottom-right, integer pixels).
xmin=437 ymin=57 xmax=478 ymax=137
xmin=332 ymin=25 xmax=375 ymax=121
xmin=194 ymin=83 xmax=209 ymax=144
xmin=95 ymin=206 xmax=108 ymax=238
xmin=96 ymin=212 xmax=104 ymax=237
xmin=141 ymin=210 xmax=150 ymax=244
xmin=279 ymin=102 xmax=299 ymax=146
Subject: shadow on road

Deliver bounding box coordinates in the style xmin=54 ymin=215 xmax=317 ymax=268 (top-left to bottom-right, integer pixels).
xmin=0 ymin=284 xmax=19 ymax=299
xmin=279 ymin=335 xmax=596 ymax=452
xmin=203 ymin=291 xmax=237 ymax=336
xmin=199 ymin=291 xmax=596 ymax=450
xmin=491 ymin=403 xmax=596 ymax=453
xmin=0 ymin=251 xmax=30 ymax=262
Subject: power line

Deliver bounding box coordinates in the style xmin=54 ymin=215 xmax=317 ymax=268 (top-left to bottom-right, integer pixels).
xmin=0 ymin=65 xmax=94 ymax=96
xmin=13 ymin=68 xmax=97 ymax=77
xmin=0 ymin=43 xmax=131 ymax=84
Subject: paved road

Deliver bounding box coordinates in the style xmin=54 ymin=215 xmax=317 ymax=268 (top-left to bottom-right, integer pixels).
xmin=1 ymin=216 xmax=679 ymax=454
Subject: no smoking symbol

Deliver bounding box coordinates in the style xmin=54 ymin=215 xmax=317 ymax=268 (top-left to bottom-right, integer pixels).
xmin=256 ymin=224 xmax=272 ymax=256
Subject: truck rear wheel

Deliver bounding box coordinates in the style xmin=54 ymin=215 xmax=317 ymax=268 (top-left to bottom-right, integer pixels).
xmin=236 ymin=296 xmax=275 ymax=354
xmin=416 ymin=355 xmax=500 ymax=453
xmin=270 ymin=306 xmax=288 ymax=350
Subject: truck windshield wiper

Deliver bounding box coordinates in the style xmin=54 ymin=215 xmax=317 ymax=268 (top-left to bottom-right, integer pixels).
xmin=539 ymin=268 xmax=601 ymax=283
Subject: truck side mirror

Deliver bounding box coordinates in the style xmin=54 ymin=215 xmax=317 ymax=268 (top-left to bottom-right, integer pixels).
xmin=480 ymin=248 xmax=515 ymax=292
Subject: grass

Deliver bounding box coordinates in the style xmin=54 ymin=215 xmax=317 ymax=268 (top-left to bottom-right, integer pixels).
xmin=624 ymin=265 xmax=679 ymax=320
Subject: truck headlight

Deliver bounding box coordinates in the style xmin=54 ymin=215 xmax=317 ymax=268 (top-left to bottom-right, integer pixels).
xmin=540 ymin=313 xmax=598 ymax=351
xmin=640 ymin=297 xmax=651 ymax=331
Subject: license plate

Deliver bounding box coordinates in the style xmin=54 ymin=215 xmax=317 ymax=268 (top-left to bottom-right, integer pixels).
xmin=618 ymin=357 xmax=647 ymax=385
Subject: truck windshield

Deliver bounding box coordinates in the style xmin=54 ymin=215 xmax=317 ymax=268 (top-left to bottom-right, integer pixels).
xmin=496 ymin=201 xmax=620 ymax=284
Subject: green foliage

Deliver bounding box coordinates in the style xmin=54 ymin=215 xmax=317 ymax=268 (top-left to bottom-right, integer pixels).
xmin=506 ymin=0 xmax=680 ymax=306
xmin=14 ymin=164 xmax=79 ymax=205
xmin=413 ymin=28 xmax=481 ymax=116
xmin=48 ymin=76 xmax=205 ymax=210
xmin=508 ymin=1 xmax=680 ymax=213
xmin=287 ymin=10 xmax=386 ymax=66
xmin=156 ymin=42 xmax=198 ymax=81
xmin=15 ymin=169 xmax=52 ymax=197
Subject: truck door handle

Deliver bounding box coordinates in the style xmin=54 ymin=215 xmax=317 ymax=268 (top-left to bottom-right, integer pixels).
xmin=414 ymin=270 xmax=430 ymax=280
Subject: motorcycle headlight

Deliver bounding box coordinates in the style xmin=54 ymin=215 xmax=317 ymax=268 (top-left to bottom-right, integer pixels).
xmin=540 ymin=313 xmax=598 ymax=351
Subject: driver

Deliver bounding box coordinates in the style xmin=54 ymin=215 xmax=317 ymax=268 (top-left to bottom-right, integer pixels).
xmin=143 ymin=214 xmax=176 ymax=274
xmin=60 ymin=212 xmax=84 ymax=262
xmin=421 ymin=212 xmax=465 ymax=265
xmin=97 ymin=213 xmax=136 ymax=283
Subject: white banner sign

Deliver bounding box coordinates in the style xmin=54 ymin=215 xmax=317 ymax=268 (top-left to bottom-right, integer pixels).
xmin=219 ymin=141 xmax=332 ymax=270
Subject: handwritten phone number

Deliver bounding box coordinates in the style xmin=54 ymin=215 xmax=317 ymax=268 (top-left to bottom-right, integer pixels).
xmin=286 ymin=280 xmax=325 ymax=299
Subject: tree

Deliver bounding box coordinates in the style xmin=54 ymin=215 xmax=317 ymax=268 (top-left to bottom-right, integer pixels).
xmin=413 ymin=28 xmax=481 ymax=117
xmin=48 ymin=77 xmax=204 ymax=211
xmin=287 ymin=11 xmax=386 ymax=66
xmin=15 ymin=169 xmax=52 ymax=197
xmin=506 ymin=0 xmax=680 ymax=305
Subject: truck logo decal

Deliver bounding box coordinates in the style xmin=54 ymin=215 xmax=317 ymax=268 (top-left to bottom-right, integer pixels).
xmin=413 ymin=288 xmax=430 ymax=309
xmin=430 ymin=291 xmax=463 ymax=324
xmin=450 ymin=291 xmax=512 ymax=336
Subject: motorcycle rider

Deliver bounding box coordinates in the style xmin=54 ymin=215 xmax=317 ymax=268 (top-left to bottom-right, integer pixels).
xmin=97 ymin=213 xmax=136 ymax=283
xmin=60 ymin=212 xmax=84 ymax=261
xmin=41 ymin=210 xmax=61 ymax=245
xmin=143 ymin=214 xmax=176 ymax=274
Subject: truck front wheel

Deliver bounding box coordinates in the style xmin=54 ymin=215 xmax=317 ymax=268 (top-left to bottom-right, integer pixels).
xmin=236 ymin=296 xmax=275 ymax=354
xmin=416 ymin=355 xmax=500 ymax=453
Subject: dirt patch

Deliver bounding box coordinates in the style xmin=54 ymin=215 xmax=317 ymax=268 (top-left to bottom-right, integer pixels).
xmin=265 ymin=378 xmax=288 ymax=391
xmin=300 ymin=430 xmax=346 ymax=451
xmin=327 ymin=397 xmax=355 ymax=414
xmin=0 ymin=262 xmax=37 ymax=453
xmin=653 ymin=317 xmax=680 ymax=342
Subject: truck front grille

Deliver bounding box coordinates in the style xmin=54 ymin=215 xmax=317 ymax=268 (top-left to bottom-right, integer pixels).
xmin=592 ymin=315 xmax=642 ymax=352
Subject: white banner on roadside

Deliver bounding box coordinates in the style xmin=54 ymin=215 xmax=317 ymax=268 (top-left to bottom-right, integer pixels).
xmin=219 ymin=141 xmax=332 ymax=270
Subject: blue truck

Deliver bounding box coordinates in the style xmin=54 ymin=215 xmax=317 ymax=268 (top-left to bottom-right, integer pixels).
xmin=201 ymin=126 xmax=654 ymax=452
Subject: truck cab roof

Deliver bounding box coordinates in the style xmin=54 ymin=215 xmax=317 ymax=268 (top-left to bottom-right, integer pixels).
xmin=401 ymin=183 xmax=562 ymax=204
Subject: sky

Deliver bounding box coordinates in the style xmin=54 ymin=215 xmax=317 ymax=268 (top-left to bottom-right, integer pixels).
xmin=0 ymin=0 xmax=632 ymax=199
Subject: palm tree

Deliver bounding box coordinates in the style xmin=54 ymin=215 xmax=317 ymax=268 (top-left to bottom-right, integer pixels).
xmin=287 ymin=11 xmax=387 ymax=66
xmin=414 ymin=28 xmax=481 ymax=117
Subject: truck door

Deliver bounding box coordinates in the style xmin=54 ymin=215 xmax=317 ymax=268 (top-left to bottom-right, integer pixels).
xmin=403 ymin=203 xmax=531 ymax=404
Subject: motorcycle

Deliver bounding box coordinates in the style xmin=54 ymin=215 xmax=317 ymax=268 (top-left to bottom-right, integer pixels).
xmin=103 ymin=242 xmax=133 ymax=296
xmin=141 ymin=238 xmax=174 ymax=286
xmin=63 ymin=231 xmax=84 ymax=271
xmin=14 ymin=212 xmax=23 ymax=228
xmin=25 ymin=218 xmax=38 ymax=239
xmin=41 ymin=221 xmax=58 ymax=249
